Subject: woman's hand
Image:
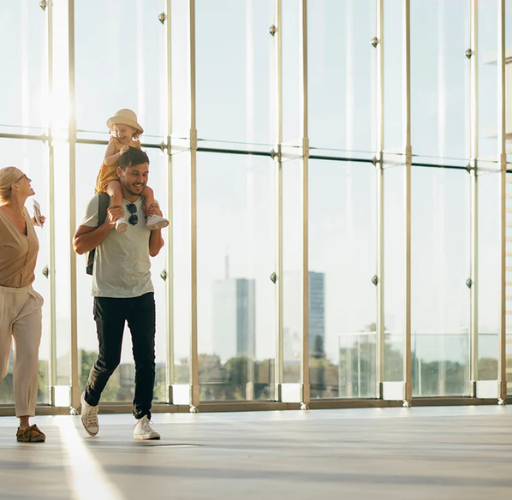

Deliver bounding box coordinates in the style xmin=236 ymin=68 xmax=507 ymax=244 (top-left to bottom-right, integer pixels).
xmin=32 ymin=215 xmax=45 ymax=227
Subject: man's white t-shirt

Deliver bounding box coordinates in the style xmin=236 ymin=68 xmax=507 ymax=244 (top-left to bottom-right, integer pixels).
xmin=81 ymin=195 xmax=154 ymax=298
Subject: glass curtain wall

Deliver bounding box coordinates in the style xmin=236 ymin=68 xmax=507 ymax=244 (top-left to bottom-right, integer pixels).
xmin=1 ymin=0 xmax=511 ymax=411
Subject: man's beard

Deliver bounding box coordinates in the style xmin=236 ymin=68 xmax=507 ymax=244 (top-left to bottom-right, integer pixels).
xmin=121 ymin=180 xmax=145 ymax=197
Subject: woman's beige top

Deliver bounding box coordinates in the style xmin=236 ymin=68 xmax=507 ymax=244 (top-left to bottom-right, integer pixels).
xmin=0 ymin=208 xmax=39 ymax=288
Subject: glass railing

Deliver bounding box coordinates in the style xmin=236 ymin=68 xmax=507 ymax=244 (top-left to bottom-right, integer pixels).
xmin=412 ymin=333 xmax=470 ymax=397
xmin=337 ymin=332 xmax=378 ymax=398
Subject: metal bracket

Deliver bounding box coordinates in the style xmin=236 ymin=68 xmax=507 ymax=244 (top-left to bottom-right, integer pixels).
xmin=372 ymin=275 xmax=379 ymax=286
xmin=269 ymin=25 xmax=277 ymax=36
xmin=465 ymin=48 xmax=473 ymax=59
xmin=466 ymin=278 xmax=473 ymax=289
xmin=270 ymin=149 xmax=281 ymax=162
xmin=371 ymin=37 xmax=379 ymax=48
xmin=39 ymin=0 xmax=47 ymax=11
xmin=270 ymin=272 xmax=277 ymax=284
xmin=158 ymin=12 xmax=166 ymax=24
xmin=42 ymin=266 xmax=49 ymax=278
xmin=160 ymin=270 xmax=167 ymax=281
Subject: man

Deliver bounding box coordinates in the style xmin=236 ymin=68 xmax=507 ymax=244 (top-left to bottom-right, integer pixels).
xmin=73 ymin=147 xmax=164 ymax=440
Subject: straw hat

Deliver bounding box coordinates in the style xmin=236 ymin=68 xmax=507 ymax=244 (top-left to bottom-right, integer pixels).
xmin=106 ymin=109 xmax=144 ymax=134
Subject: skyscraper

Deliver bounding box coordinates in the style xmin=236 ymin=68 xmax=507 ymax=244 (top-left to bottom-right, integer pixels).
xmin=283 ymin=271 xmax=326 ymax=359
xmin=309 ymin=271 xmax=325 ymax=356
xmin=213 ymin=277 xmax=256 ymax=363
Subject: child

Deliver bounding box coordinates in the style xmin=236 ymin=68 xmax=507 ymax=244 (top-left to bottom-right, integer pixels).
xmin=94 ymin=108 xmax=169 ymax=233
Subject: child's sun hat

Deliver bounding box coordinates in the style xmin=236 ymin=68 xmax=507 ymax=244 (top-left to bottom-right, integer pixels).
xmin=106 ymin=109 xmax=144 ymax=135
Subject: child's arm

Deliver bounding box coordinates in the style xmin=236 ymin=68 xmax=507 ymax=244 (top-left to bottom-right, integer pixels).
xmin=104 ymin=139 xmax=130 ymax=166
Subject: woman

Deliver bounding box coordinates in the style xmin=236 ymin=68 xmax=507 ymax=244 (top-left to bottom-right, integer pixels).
xmin=0 ymin=166 xmax=46 ymax=442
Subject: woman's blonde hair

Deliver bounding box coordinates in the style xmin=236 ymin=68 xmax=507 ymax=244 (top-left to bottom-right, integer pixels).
xmin=0 ymin=166 xmax=23 ymax=202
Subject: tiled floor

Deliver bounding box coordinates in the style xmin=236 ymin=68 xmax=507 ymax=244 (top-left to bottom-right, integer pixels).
xmin=1 ymin=405 xmax=511 ymax=500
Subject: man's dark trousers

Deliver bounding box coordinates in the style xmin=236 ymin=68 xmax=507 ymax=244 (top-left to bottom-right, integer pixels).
xmin=84 ymin=292 xmax=156 ymax=419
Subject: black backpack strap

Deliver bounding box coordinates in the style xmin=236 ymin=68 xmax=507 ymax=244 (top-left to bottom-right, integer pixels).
xmin=86 ymin=193 xmax=110 ymax=275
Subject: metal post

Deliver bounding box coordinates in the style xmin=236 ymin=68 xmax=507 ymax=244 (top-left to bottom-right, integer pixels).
xmin=498 ymin=0 xmax=507 ymax=404
xmin=68 ymin=0 xmax=79 ymax=412
xmin=469 ymin=0 xmax=478 ymax=396
xmin=164 ymin=0 xmax=174 ymax=405
xmin=274 ymin=0 xmax=284 ymax=402
xmin=403 ymin=0 xmax=412 ymax=406
xmin=300 ymin=0 xmax=310 ymax=409
xmin=189 ymin=0 xmax=199 ymax=412
xmin=46 ymin=0 xmax=57 ymax=406
xmin=376 ymin=0 xmax=385 ymax=398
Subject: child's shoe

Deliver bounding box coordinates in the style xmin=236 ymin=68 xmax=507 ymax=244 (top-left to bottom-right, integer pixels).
xmin=146 ymin=215 xmax=169 ymax=230
xmin=116 ymin=217 xmax=128 ymax=233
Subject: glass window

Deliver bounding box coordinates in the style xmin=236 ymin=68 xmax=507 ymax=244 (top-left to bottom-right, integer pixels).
xmin=309 ymin=160 xmax=376 ymax=399
xmin=195 ymin=0 xmax=274 ymax=145
xmin=171 ymin=0 xmax=191 ymax=138
xmin=75 ymin=144 xmax=169 ymax=403
xmin=171 ymin=152 xmax=192 ymax=394
xmin=383 ymin=164 xmax=405 ymax=382
xmin=0 ymin=139 xmax=51 ymax=405
xmin=478 ymin=1 xmax=499 ymax=160
xmin=383 ymin=0 xmax=404 ymax=152
xmin=197 ymin=153 xmax=276 ymax=401
xmin=282 ymin=160 xmax=303 ymax=384
xmin=282 ymin=0 xmax=302 ymax=146
xmin=308 ymin=0 xmax=376 ymax=153
xmin=75 ymin=0 xmax=165 ymax=138
xmin=411 ymin=1 xmax=469 ymax=160
xmin=0 ymin=1 xmax=46 ymax=133
xmin=411 ymin=167 xmax=470 ymax=396
xmin=479 ymin=171 xmax=502 ymax=382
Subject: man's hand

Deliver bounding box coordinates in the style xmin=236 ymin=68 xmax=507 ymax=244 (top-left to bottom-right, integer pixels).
xmin=107 ymin=205 xmax=124 ymax=226
xmin=146 ymin=203 xmax=163 ymax=218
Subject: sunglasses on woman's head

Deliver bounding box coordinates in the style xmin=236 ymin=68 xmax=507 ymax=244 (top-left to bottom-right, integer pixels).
xmin=127 ymin=203 xmax=138 ymax=225
xmin=9 ymin=174 xmax=27 ymax=190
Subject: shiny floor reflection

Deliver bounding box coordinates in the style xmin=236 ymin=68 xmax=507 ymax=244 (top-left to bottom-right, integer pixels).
xmin=1 ymin=406 xmax=511 ymax=500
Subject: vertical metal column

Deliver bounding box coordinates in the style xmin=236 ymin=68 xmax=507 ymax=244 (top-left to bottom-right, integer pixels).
xmin=403 ymin=0 xmax=412 ymax=406
xmin=274 ymin=0 xmax=284 ymax=402
xmin=300 ymin=0 xmax=310 ymax=409
xmin=164 ymin=0 xmax=175 ymax=405
xmin=498 ymin=0 xmax=507 ymax=404
xmin=46 ymin=0 xmax=58 ymax=406
xmin=68 ymin=0 xmax=79 ymax=411
xmin=469 ymin=0 xmax=479 ymax=397
xmin=376 ymin=0 xmax=385 ymax=398
xmin=189 ymin=0 xmax=199 ymax=412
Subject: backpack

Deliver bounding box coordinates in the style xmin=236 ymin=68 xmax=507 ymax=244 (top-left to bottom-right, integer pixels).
xmin=86 ymin=193 xmax=110 ymax=275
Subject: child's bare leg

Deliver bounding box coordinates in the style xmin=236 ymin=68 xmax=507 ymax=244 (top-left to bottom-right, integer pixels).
xmin=142 ymin=185 xmax=156 ymax=216
xmin=106 ymin=180 xmax=127 ymax=233
xmin=143 ymin=185 xmax=169 ymax=230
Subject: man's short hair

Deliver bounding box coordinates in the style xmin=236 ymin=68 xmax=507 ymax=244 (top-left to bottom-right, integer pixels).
xmin=118 ymin=147 xmax=150 ymax=170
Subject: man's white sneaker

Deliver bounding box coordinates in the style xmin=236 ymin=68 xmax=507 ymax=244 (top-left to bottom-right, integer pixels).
xmin=80 ymin=392 xmax=99 ymax=436
xmin=134 ymin=415 xmax=160 ymax=440
xmin=146 ymin=215 xmax=169 ymax=230
xmin=116 ymin=217 xmax=128 ymax=233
